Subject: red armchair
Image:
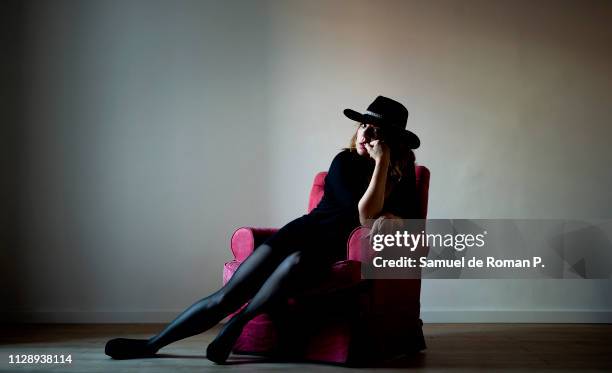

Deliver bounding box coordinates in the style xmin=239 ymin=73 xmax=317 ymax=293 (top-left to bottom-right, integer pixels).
xmin=222 ymin=165 xmax=431 ymax=365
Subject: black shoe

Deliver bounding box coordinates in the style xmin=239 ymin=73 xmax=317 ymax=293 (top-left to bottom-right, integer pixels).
xmin=105 ymin=338 xmax=157 ymax=360
xmin=206 ymin=320 xmax=244 ymax=364
xmin=206 ymin=338 xmax=232 ymax=364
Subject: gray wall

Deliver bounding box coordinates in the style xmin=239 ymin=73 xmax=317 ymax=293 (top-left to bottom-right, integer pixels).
xmin=3 ymin=0 xmax=611 ymax=323
xmin=1 ymin=0 xmax=24 ymax=320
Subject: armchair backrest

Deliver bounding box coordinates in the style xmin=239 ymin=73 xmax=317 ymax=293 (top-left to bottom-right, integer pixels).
xmin=308 ymin=165 xmax=430 ymax=219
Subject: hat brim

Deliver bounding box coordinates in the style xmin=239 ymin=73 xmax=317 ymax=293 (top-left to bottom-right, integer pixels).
xmin=343 ymin=109 xmax=420 ymax=149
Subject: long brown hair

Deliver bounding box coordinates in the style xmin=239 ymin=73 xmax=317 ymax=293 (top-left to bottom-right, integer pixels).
xmin=343 ymin=123 xmax=416 ymax=185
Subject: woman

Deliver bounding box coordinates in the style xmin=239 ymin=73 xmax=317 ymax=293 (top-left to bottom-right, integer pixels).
xmin=104 ymin=95 xmax=421 ymax=364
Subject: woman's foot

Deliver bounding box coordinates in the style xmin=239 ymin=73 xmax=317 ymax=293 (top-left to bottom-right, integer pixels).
xmin=104 ymin=338 xmax=158 ymax=359
xmin=205 ymin=320 xmax=244 ymax=364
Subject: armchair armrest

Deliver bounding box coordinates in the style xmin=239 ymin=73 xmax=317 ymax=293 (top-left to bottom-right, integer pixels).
xmin=346 ymin=226 xmax=372 ymax=262
xmin=347 ymin=225 xmax=424 ymax=321
xmin=230 ymin=227 xmax=279 ymax=261
xmin=347 ymin=223 xmax=430 ymax=263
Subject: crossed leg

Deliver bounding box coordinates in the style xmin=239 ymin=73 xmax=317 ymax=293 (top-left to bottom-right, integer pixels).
xmin=104 ymin=243 xmax=290 ymax=359
xmin=206 ymin=250 xmax=323 ymax=363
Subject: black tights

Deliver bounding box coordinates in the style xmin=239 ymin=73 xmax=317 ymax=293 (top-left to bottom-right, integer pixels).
xmin=146 ymin=243 xmax=315 ymax=352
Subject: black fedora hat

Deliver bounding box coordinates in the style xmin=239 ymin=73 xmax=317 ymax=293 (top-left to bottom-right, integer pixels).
xmin=343 ymin=95 xmax=420 ymax=149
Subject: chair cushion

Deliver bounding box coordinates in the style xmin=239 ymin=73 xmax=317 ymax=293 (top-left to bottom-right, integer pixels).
xmin=307 ymin=171 xmax=327 ymax=213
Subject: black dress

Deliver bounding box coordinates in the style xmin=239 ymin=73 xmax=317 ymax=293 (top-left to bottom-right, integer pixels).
xmin=262 ymin=149 xmax=417 ymax=267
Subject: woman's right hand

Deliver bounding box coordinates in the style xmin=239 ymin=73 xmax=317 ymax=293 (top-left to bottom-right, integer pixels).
xmin=364 ymin=139 xmax=390 ymax=164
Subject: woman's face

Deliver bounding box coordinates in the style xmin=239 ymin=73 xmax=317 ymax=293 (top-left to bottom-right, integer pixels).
xmin=355 ymin=122 xmax=383 ymax=157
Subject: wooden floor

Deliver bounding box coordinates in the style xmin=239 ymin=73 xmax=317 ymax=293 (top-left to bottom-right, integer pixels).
xmin=1 ymin=323 xmax=611 ymax=372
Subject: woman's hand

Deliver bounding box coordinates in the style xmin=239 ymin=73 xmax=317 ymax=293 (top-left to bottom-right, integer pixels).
xmin=364 ymin=139 xmax=390 ymax=164
xmin=366 ymin=214 xmax=406 ymax=247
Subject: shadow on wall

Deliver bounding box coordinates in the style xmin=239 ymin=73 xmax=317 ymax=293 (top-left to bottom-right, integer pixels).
xmin=0 ymin=0 xmax=27 ymax=322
